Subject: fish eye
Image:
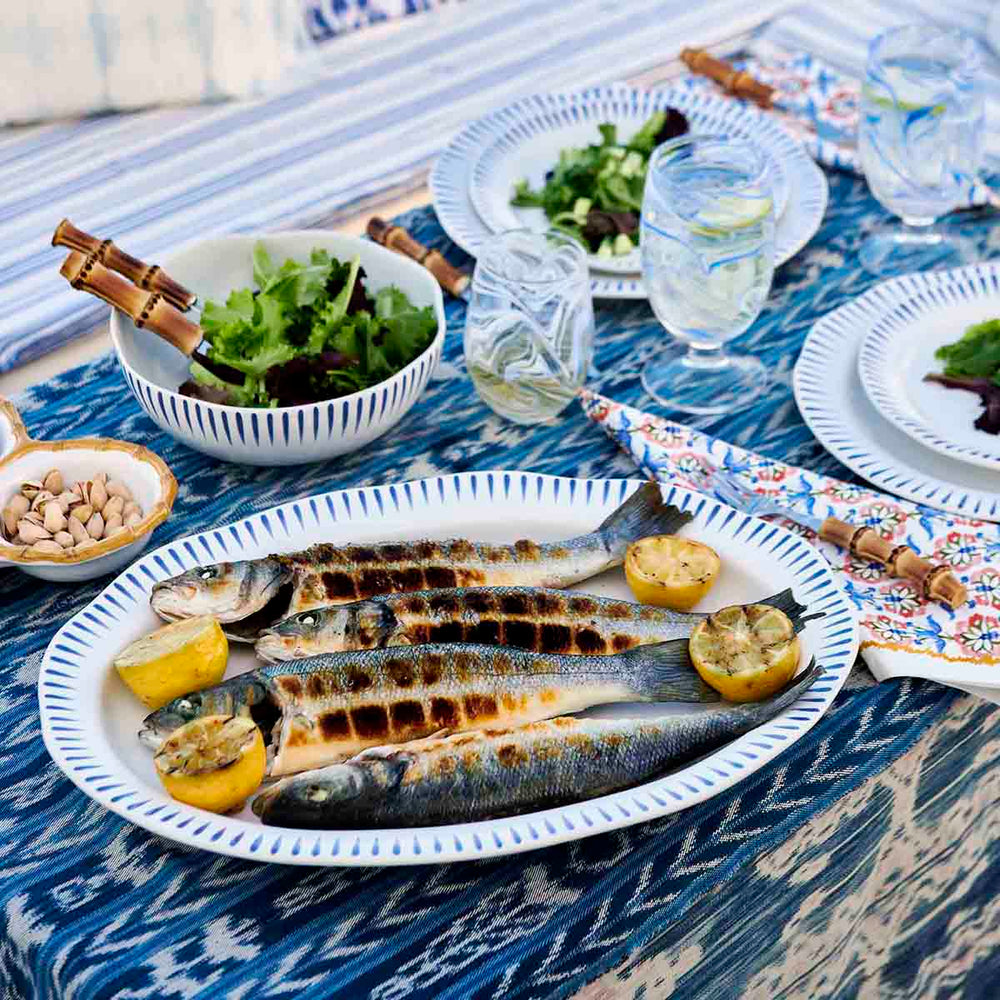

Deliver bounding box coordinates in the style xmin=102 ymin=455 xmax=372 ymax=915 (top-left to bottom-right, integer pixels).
xmin=300 ymin=614 xmax=316 ymax=626
xmin=198 ymin=567 xmax=217 ymax=581
xmin=305 ymin=784 xmax=329 ymax=803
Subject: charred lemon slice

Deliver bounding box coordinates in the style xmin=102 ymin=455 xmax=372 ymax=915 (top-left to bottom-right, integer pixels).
xmin=689 ymin=604 xmax=800 ymax=703
xmin=114 ymin=616 xmax=228 ymax=710
xmin=625 ymin=536 xmax=721 ymax=610
xmin=154 ymin=715 xmax=265 ymax=813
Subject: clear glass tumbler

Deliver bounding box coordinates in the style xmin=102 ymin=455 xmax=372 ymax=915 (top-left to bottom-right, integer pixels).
xmin=858 ymin=25 xmax=984 ymax=275
xmin=640 ymin=134 xmax=775 ymax=415
xmin=464 ymin=229 xmax=595 ymax=424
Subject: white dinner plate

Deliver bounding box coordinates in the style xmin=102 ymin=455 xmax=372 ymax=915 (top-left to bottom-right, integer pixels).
xmin=857 ymin=266 xmax=1000 ymax=471
xmin=467 ymin=88 xmax=792 ymax=275
xmin=430 ymin=86 xmax=829 ymax=300
xmin=795 ymin=267 xmax=1000 ymax=521
xmin=40 ymin=472 xmax=857 ymax=867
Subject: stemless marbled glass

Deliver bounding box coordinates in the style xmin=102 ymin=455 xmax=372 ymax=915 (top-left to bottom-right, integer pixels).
xmin=859 ymin=25 xmax=984 ymax=275
xmin=464 ymin=229 xmax=595 ymax=424
xmin=640 ymin=134 xmax=775 ymax=415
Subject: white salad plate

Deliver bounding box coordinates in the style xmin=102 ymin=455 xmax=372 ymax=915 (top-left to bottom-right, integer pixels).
xmin=430 ymin=85 xmax=828 ymax=300
xmin=467 ymin=88 xmax=792 ymax=275
xmin=40 ymin=472 xmax=856 ymax=867
xmin=795 ymin=266 xmax=1000 ymax=521
xmin=857 ymin=266 xmax=1000 ymax=471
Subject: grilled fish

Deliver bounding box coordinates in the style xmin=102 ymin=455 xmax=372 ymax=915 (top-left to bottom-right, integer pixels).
xmin=252 ymin=660 xmax=820 ymax=828
xmin=138 ymin=639 xmax=718 ymax=777
xmin=149 ymin=483 xmax=690 ymax=640
xmin=255 ymin=586 xmax=816 ymax=661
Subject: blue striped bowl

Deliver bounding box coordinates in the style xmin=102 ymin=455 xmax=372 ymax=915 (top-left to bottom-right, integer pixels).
xmin=109 ymin=233 xmax=446 ymax=467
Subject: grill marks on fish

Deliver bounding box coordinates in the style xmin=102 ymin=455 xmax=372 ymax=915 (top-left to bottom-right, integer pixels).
xmin=252 ymin=662 xmax=821 ymax=828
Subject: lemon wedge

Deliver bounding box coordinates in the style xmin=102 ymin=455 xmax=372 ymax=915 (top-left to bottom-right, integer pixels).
xmin=689 ymin=604 xmax=800 ymax=703
xmin=691 ymin=194 xmax=774 ymax=237
xmin=625 ymin=536 xmax=721 ymax=610
xmin=114 ymin=616 xmax=228 ymax=710
xmin=154 ymin=715 xmax=266 ymax=813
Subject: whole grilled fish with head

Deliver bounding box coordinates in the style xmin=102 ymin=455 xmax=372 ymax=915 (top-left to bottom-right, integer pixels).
xmin=255 ymin=586 xmax=817 ymax=661
xmin=149 ymin=483 xmax=691 ymax=641
xmin=252 ymin=660 xmax=820 ymax=828
xmin=139 ymin=639 xmax=718 ymax=777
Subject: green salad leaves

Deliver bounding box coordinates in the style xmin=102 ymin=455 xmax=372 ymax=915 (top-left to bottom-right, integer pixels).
xmin=509 ymin=108 xmax=689 ymax=257
xmin=181 ymin=243 xmax=438 ymax=408
xmin=925 ymin=318 xmax=1000 ymax=435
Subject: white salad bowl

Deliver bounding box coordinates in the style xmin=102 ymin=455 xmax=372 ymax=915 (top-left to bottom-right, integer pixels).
xmin=109 ymin=232 xmax=447 ymax=466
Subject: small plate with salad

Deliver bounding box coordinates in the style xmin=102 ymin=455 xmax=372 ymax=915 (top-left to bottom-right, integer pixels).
xmin=469 ymin=95 xmax=790 ymax=274
xmin=857 ymin=265 xmax=1000 ymax=471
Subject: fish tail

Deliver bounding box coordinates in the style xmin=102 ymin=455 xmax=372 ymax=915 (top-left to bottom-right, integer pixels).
xmin=759 ymin=588 xmax=825 ymax=635
xmin=626 ymin=640 xmax=721 ymax=702
xmin=597 ymin=482 xmax=692 ymax=558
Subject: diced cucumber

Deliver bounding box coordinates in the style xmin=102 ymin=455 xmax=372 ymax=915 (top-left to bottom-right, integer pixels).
xmin=573 ymin=197 xmax=592 ymax=221
xmin=606 ymin=147 xmax=626 ymax=159
xmin=596 ymin=237 xmax=614 ymax=258
xmin=612 ymin=233 xmax=634 ymax=255
xmin=620 ymin=151 xmax=644 ymax=178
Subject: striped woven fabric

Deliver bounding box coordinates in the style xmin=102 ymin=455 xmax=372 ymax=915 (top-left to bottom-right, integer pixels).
xmin=1 ymin=0 xmax=997 ymax=374
xmin=2 ymin=184 xmax=996 ymax=998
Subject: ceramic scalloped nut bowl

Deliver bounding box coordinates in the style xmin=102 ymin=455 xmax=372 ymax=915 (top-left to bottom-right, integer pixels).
xmin=0 ymin=397 xmax=176 ymax=582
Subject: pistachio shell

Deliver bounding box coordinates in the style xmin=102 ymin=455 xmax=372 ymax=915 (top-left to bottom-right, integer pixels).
xmin=122 ymin=501 xmax=142 ymax=520
xmin=106 ymin=480 xmax=133 ymax=501
xmin=43 ymin=504 xmax=66 ymax=533
xmin=103 ymin=513 xmax=123 ymax=536
xmin=67 ymin=517 xmax=89 ymax=544
xmin=2 ymin=507 xmax=17 ymax=539
xmin=54 ymin=531 xmax=75 ymax=548
xmin=102 ymin=495 xmax=125 ymax=520
xmin=32 ymin=539 xmax=64 ymax=555
xmin=22 ymin=511 xmax=43 ymax=526
xmin=56 ymin=491 xmax=78 ymax=512
xmin=8 ymin=495 xmax=29 ymax=519
xmin=70 ymin=504 xmax=93 ymax=523
xmin=30 ymin=490 xmax=55 ymax=511
xmin=17 ymin=520 xmax=52 ymax=544
xmin=43 ymin=470 xmax=64 ymax=494
xmin=124 ymin=513 xmax=143 ymax=530
xmin=74 ymin=538 xmax=98 ymax=552
xmin=106 ymin=523 xmax=126 ymax=538
xmin=94 ymin=471 xmax=108 ymax=485
xmin=20 ymin=481 xmax=43 ymax=500
xmin=85 ymin=512 xmax=105 ymax=539
xmin=89 ymin=480 xmax=108 ymax=512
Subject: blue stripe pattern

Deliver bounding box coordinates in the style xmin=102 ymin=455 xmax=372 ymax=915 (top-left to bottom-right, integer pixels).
xmin=0 ymin=187 xmax=991 ymax=998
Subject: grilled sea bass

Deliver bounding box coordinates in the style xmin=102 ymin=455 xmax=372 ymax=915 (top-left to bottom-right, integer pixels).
xmin=139 ymin=639 xmax=718 ymax=777
xmin=255 ymin=586 xmax=815 ymax=661
xmin=149 ymin=483 xmax=691 ymax=640
xmin=252 ymin=661 xmax=820 ymax=828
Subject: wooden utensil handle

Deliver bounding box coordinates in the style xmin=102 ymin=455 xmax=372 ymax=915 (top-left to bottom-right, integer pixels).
xmin=680 ymin=48 xmax=775 ymax=108
xmin=367 ymin=217 xmax=470 ymax=299
xmin=820 ymin=517 xmax=967 ymax=609
xmin=52 ymin=219 xmax=197 ymax=312
xmin=60 ymin=250 xmax=203 ymax=356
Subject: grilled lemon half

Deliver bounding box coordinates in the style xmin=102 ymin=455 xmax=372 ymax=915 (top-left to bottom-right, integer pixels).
xmin=154 ymin=715 xmax=266 ymax=813
xmin=114 ymin=616 xmax=228 ymax=710
xmin=689 ymin=604 xmax=800 ymax=703
xmin=625 ymin=535 xmax=721 ymax=610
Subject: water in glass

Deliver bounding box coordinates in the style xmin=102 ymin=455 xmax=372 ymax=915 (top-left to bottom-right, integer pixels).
xmin=464 ymin=230 xmax=594 ymax=424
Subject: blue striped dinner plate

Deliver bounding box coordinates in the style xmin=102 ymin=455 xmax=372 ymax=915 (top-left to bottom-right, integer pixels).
xmin=795 ymin=266 xmax=1000 ymax=521
xmin=40 ymin=472 xmax=857 ymax=866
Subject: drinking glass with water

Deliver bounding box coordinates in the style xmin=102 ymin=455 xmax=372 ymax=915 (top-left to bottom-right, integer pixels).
xmin=464 ymin=229 xmax=595 ymax=424
xmin=859 ymin=25 xmax=983 ymax=275
xmin=640 ymin=134 xmax=775 ymax=416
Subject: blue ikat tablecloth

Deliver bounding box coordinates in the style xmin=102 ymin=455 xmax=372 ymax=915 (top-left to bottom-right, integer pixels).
xmin=3 ymin=177 xmax=1000 ymax=999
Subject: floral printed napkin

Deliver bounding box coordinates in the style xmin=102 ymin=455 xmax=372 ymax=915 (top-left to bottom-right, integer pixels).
xmin=582 ymin=390 xmax=1000 ymax=702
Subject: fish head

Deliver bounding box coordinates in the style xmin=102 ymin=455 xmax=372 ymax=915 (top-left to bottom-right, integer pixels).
xmin=150 ymin=559 xmax=290 ymax=624
xmin=255 ymin=601 xmax=395 ymax=661
xmin=138 ymin=674 xmax=270 ymax=750
xmin=251 ymin=762 xmax=370 ymax=826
